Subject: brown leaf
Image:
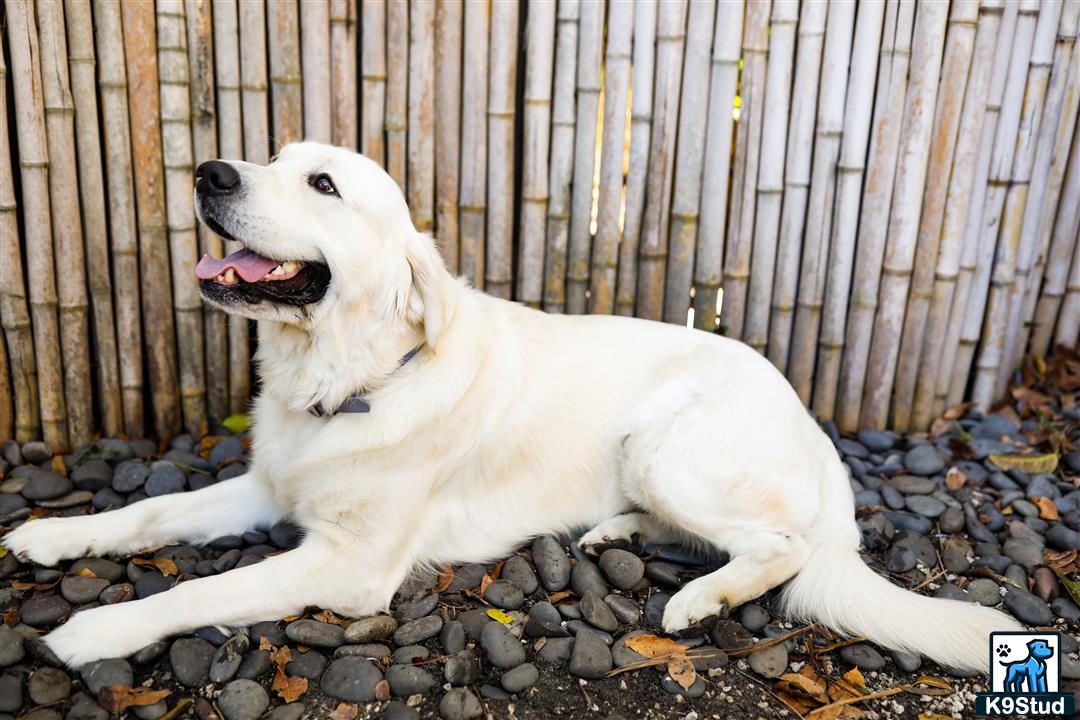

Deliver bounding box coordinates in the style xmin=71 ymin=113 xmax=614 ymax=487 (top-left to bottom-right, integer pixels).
xmin=666 ymin=655 xmax=697 ymax=691
xmin=434 ymin=566 xmax=454 ymax=593
xmin=775 ymin=672 xmax=827 ymax=700
xmin=1044 ymin=548 xmax=1079 ymax=574
xmin=374 ymin=679 xmax=391 ymax=702
xmin=50 ymin=456 xmax=66 ymax=474
xmin=313 ymin=610 xmax=349 ymax=627
xmin=943 ymin=402 xmax=973 ymax=421
xmin=1 ymin=608 xmax=19 ymax=626
xmin=98 ymin=685 xmax=172 ymax=714
xmin=270 ymin=645 xmax=293 ymax=672
xmin=72 ymin=567 xmax=98 ymax=578
xmin=272 ymin=670 xmax=308 ymax=703
xmin=988 ymin=452 xmax=1058 ymax=474
xmin=479 ymin=574 xmax=493 ymax=594
xmin=929 ymin=417 xmax=953 ymax=439
xmin=1032 ymin=496 xmax=1060 ymax=521
xmin=842 ymin=667 xmax=867 ymax=690
xmin=918 ymin=715 xmax=955 ymax=720
xmin=329 ymin=704 xmax=358 ymax=720
xmin=623 ymin=634 xmax=689 ymax=659
xmin=945 ymin=467 xmax=966 ymax=491
xmin=132 ymin=557 xmax=179 ymax=577
xmin=910 ymin=675 xmax=954 ymax=696
xmin=9 ymin=578 xmax=62 ymax=592
xmin=546 ymin=590 xmax=573 ymax=605
xmin=258 ymin=637 xmax=274 ymax=652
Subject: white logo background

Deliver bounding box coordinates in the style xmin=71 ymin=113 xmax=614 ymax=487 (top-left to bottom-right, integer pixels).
xmin=991 ymin=632 xmax=1061 ymax=693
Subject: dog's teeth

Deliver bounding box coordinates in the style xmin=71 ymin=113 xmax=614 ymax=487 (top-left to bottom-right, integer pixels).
xmin=271 ymin=265 xmax=286 ymax=276
xmin=281 ymin=261 xmax=299 ymax=273
xmin=223 ymin=268 xmax=237 ymax=284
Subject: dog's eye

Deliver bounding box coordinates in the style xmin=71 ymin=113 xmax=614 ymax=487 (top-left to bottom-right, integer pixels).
xmin=310 ymin=173 xmax=339 ymax=197
xmin=269 ymin=154 xmax=279 ymax=164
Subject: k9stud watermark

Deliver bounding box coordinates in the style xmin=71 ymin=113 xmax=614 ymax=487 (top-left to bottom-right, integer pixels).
xmin=975 ymin=631 xmax=1075 ymax=716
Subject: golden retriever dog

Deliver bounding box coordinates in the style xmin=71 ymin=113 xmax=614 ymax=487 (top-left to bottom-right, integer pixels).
xmin=5 ymin=142 xmax=1019 ymax=668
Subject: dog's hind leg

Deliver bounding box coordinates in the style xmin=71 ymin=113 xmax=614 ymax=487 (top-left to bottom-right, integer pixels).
xmin=3 ymin=473 xmax=284 ymax=566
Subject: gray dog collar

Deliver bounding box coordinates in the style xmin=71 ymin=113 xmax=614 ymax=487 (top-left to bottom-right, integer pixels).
xmin=308 ymin=344 xmax=424 ymax=418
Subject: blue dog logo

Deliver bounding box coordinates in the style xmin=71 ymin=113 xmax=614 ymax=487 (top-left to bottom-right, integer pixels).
xmin=1000 ymin=639 xmax=1054 ymax=693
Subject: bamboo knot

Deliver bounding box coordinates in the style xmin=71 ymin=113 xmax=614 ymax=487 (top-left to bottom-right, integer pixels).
xmin=272 ymin=75 xmax=302 ymax=85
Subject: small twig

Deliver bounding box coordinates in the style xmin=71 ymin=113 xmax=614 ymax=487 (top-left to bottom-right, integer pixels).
xmin=910 ymin=569 xmax=947 ymax=592
xmin=159 ymin=698 xmax=193 ymax=720
xmin=806 ymin=686 xmax=905 ymax=717
xmin=813 ymin=636 xmax=868 ymax=654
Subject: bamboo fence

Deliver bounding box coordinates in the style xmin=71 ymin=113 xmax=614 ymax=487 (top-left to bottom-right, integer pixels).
xmin=2 ymin=0 xmax=1078 ymax=448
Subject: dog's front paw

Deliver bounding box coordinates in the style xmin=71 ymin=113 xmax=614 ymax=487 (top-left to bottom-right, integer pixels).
xmin=44 ymin=604 xmax=154 ymax=667
xmin=3 ymin=518 xmax=93 ymax=566
xmin=661 ymin=584 xmax=727 ymax=633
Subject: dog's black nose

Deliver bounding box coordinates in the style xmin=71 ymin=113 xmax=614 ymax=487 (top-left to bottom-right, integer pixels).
xmin=196 ymin=160 xmax=240 ymax=195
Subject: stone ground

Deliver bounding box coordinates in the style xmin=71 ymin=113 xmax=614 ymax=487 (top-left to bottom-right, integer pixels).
xmin=0 ymin=348 xmax=1078 ymax=720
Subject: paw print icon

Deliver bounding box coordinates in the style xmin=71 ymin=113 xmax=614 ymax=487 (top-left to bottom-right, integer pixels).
xmin=996 ymin=643 xmax=1011 ymax=659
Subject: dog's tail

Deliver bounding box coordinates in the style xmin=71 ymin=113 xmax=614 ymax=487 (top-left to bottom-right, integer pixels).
xmin=781 ymin=541 xmax=1022 ymax=671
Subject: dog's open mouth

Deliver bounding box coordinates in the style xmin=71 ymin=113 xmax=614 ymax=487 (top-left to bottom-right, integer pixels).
xmin=196 ymin=248 xmax=307 ymax=286
xmin=195 ymin=246 xmax=332 ymax=307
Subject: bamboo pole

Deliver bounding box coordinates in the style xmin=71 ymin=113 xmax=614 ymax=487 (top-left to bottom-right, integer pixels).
xmin=65 ymin=0 xmax=124 ymax=438
xmin=268 ymin=0 xmax=303 ymax=145
xmin=660 ymin=0 xmax=717 ymax=325
xmin=1006 ymin=0 xmax=1080 ymax=370
xmin=767 ymin=0 xmax=828 ymax=368
xmin=636 ymin=0 xmax=689 ymax=321
xmin=939 ymin=1 xmax=1019 ymax=411
xmin=301 ymin=0 xmax=332 ymax=143
xmin=977 ymin=0 xmax=1063 ymax=402
xmin=361 ymin=0 xmax=386 ymax=163
xmin=811 ymin=0 xmax=887 ymax=422
xmin=157 ymin=0 xmax=208 ymax=436
xmin=186 ymin=0 xmax=228 ymax=424
xmin=965 ymin=0 xmax=1044 ymax=410
xmin=911 ymin=0 xmax=1005 ymax=430
xmin=330 ymin=0 xmax=358 ymax=148
xmin=744 ymin=0 xmax=798 ymax=352
xmin=787 ymin=0 xmax=856 ymax=402
xmin=518 ymin=0 xmax=557 ymax=309
xmin=239 ymin=0 xmax=271 ymax=165
xmin=386 ymin=0 xmax=408 ymax=189
xmin=37 ymin=0 xmax=94 ymax=448
xmin=1054 ymin=198 xmax=1080 ymax=347
xmin=615 ymin=1 xmax=657 ymax=318
xmin=434 ymin=0 xmax=462 ymax=273
xmin=833 ymin=0 xmax=914 ymax=433
xmin=408 ymin=0 xmax=435 ymax=234
xmin=123 ymin=0 xmax=182 ymax=439
xmin=565 ymin=0 xmax=604 ymax=314
xmin=94 ymin=0 xmax=145 ymax=435
xmin=5 ymin=0 xmax=68 ymax=448
xmin=717 ymin=0 xmax=768 ymax=336
xmin=860 ymin=1 xmax=950 ymax=430
xmin=1031 ymin=119 xmax=1080 ymax=354
xmin=459 ymin=0 xmax=489 ymax=288
xmin=590 ymin=0 xmax=634 ymax=316
xmin=0 ymin=329 xmax=10 ymax=441
xmin=0 ymin=43 xmax=39 ymax=443
xmin=485 ymin=0 xmax=518 ymax=300
xmin=544 ymin=0 xmax=581 ymax=311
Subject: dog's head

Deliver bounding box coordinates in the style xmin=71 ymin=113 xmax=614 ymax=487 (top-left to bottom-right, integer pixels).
xmin=193 ymin=142 xmax=447 ymax=347
xmin=1026 ymin=640 xmax=1054 ymax=659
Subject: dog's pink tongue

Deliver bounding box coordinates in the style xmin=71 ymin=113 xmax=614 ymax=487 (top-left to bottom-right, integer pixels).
xmin=195 ymin=248 xmax=279 ymax=282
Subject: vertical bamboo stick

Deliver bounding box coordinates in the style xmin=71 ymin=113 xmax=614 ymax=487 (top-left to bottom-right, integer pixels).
xmin=861 ymin=1 xmax=950 ymax=430
xmin=615 ymin=1 xmax=657 ymax=318
xmin=911 ymin=0 xmax=1004 ymax=430
xmin=812 ymin=0 xmax=887 ymax=421
xmin=157 ymin=0 xmax=208 ymax=435
xmin=301 ymin=0 xmax=332 ymax=143
xmin=1031 ymin=116 xmax=1080 ymax=355
xmin=1054 ymin=201 xmax=1080 ymax=346
xmin=65 ymin=0 xmax=124 ymax=437
xmin=123 ymin=0 xmax=182 ymax=439
xmin=239 ymin=0 xmax=270 ymax=163
xmin=186 ymin=0 xmax=228 ymax=424
xmin=590 ymin=0 xmax=634 ymax=316
xmin=434 ymin=0 xmax=462 ymax=273
xmin=361 ymin=0 xmax=386 ymax=163
xmin=545 ymin=0 xmax=581 ymax=312
xmin=967 ymin=0 xmax=1045 ymax=410
xmin=214 ymin=0 xmax=243 ymax=162
xmin=518 ymin=0 xmax=557 ymax=308
xmin=269 ymin=0 xmax=303 ymax=145
xmin=768 ymin=0 xmax=828 ymax=369
xmin=385 ymin=0 xmax=408 ymax=189
xmin=788 ymin=0 xmax=856 ymax=402
xmin=459 ymin=0 xmax=489 ymax=288
xmin=743 ymin=0 xmax=798 ymax=352
xmin=1006 ymin=0 xmax=1080 ymax=370
xmin=565 ymin=0 xmax=604 ymax=314
xmin=37 ymin=0 xmax=94 ymax=448
xmin=636 ymin=0 xmax=689 ymax=321
xmin=939 ymin=1 xmax=1019 ymax=411
xmin=5 ymin=0 xmax=68 ymax=448
xmin=485 ymin=0 xmax=518 ymax=300
xmin=660 ymin=0 xmax=716 ymax=325
xmin=0 ymin=330 xmax=10 ymax=441
xmin=834 ymin=0 xmax=914 ymax=433
xmin=330 ymin=0 xmax=358 ymax=148
xmin=717 ymin=0 xmax=769 ymax=336
xmin=0 ymin=44 xmax=40 ymax=443
xmin=94 ymin=0 xmax=145 ymax=435
xmin=408 ymin=0 xmax=436 ymax=234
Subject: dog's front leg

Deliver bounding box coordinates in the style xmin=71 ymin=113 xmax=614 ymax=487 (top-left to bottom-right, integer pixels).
xmin=3 ymin=473 xmax=283 ymax=566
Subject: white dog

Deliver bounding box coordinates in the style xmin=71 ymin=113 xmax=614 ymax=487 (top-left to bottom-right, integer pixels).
xmin=5 ymin=142 xmax=1019 ymax=669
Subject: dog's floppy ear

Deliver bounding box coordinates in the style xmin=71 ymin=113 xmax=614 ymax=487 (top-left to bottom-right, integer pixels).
xmin=404 ymin=231 xmax=449 ymax=351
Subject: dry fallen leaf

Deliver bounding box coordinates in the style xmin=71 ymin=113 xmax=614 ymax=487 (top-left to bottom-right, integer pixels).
xmin=314 ymin=609 xmax=349 ymax=627
xmin=775 ymin=672 xmax=827 ymax=700
xmin=623 ymin=634 xmax=689 ymax=659
xmin=50 ymin=456 xmax=66 ymax=474
xmin=434 ymin=566 xmax=454 ymax=593
xmin=329 ymin=703 xmax=358 ymax=720
xmin=988 ymin=452 xmax=1058 ymax=474
xmin=1032 ymin=496 xmax=1060 ymax=521
xmin=943 ymin=402 xmax=973 ymax=421
xmin=1044 ymin=548 xmax=1079 ymax=574
xmin=272 ymin=670 xmax=308 ymax=703
xmin=666 ymin=655 xmax=697 ymax=691
xmin=910 ymin=675 xmax=954 ymax=696
xmin=546 ymin=590 xmax=573 ymax=605
xmin=132 ymin=557 xmax=179 ymax=577
xmin=842 ymin=667 xmax=866 ymax=690
xmin=479 ymin=574 xmax=494 ymax=594
xmin=98 ymin=685 xmax=171 ymax=714
xmin=945 ymin=467 xmax=966 ymax=491
xmin=10 ymin=578 xmax=62 ymax=593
